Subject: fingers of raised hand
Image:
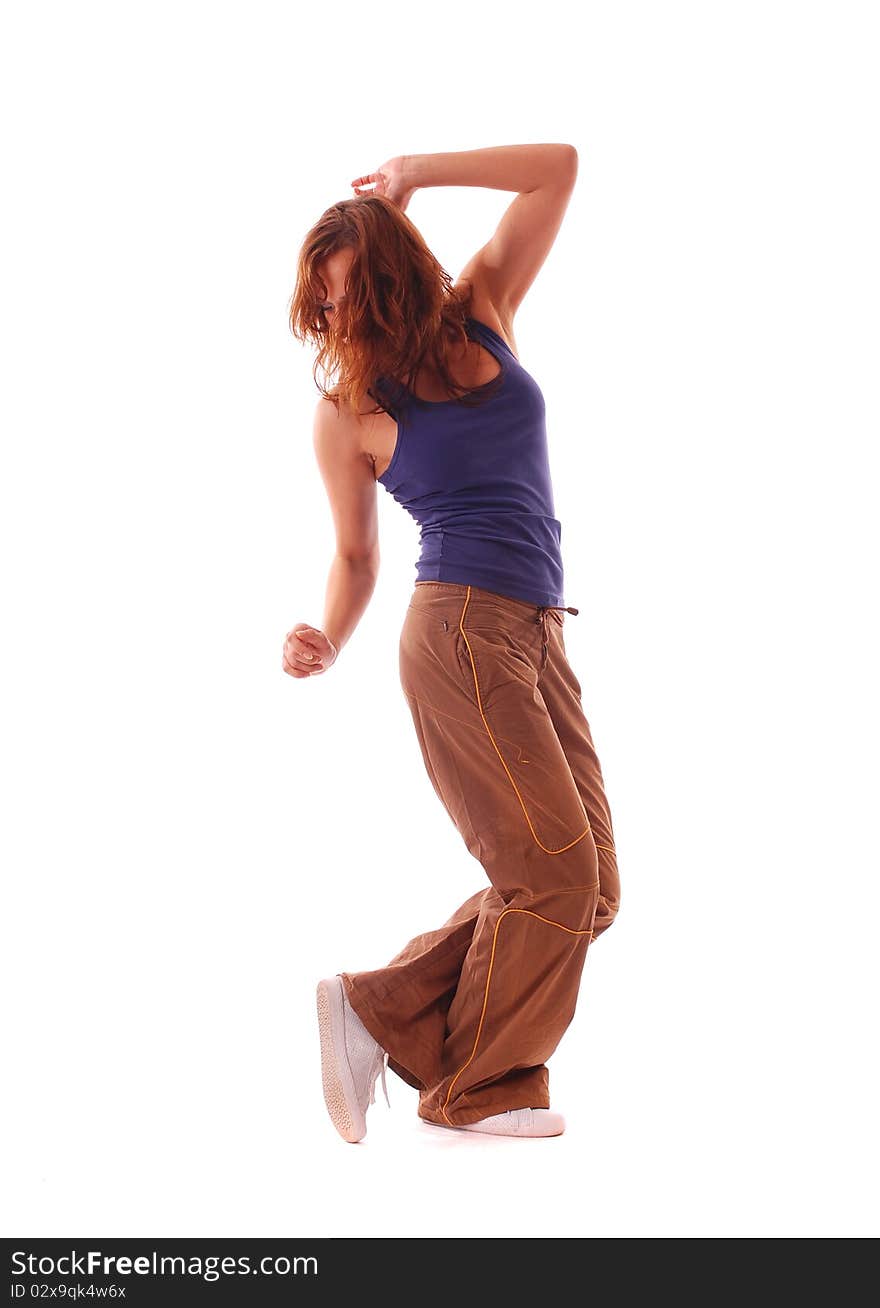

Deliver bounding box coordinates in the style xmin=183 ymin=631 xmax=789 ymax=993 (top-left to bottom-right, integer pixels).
xmin=351 ymin=172 xmax=383 ymax=195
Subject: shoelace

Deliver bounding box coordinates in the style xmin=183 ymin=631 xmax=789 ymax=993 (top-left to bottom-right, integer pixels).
xmin=367 ymin=1048 xmax=390 ymax=1109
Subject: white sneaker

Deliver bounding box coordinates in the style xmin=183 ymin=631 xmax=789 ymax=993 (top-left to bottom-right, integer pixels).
xmin=440 ymin=1108 xmax=566 ymax=1137
xmin=316 ymin=975 xmax=389 ymax=1143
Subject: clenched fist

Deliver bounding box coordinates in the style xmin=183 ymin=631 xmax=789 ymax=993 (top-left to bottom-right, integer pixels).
xmin=282 ymin=624 xmax=338 ymax=678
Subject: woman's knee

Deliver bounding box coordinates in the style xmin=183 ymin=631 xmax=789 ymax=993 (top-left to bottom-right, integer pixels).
xmin=591 ymin=892 xmax=620 ymax=939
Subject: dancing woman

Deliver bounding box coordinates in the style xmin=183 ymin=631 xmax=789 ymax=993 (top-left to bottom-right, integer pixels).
xmin=285 ymin=144 xmax=620 ymax=1141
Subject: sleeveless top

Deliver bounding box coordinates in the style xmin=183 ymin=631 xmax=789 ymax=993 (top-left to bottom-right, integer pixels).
xmin=368 ymin=316 xmax=567 ymax=609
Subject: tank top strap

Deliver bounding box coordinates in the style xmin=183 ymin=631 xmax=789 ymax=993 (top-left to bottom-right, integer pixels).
xmin=368 ymin=376 xmax=408 ymax=422
xmin=465 ymin=315 xmax=518 ymax=361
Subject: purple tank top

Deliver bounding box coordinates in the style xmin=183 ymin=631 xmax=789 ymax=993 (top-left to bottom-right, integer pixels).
xmin=369 ymin=316 xmax=567 ymax=608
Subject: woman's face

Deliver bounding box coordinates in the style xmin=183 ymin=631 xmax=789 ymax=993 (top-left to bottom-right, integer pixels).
xmin=317 ymin=246 xmax=355 ymax=324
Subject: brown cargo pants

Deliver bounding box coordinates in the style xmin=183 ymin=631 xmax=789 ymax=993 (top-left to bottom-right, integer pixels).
xmin=341 ymin=581 xmax=620 ymax=1127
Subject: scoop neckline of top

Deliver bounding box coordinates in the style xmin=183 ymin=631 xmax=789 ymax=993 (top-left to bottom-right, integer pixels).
xmin=393 ymin=316 xmax=512 ymax=407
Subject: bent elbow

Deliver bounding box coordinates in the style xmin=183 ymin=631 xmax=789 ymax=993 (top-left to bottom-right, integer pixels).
xmin=560 ymin=144 xmax=579 ymax=180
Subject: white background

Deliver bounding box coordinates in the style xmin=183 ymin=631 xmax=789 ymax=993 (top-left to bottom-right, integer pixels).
xmin=2 ymin=0 xmax=877 ymax=1239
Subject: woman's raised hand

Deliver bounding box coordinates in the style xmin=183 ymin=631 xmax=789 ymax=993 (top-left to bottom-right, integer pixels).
xmin=282 ymin=624 xmax=338 ymax=679
xmin=351 ymin=156 xmax=416 ymax=212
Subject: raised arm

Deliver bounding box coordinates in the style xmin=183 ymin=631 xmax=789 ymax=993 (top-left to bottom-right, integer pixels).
xmin=405 ymin=143 xmax=579 ymax=326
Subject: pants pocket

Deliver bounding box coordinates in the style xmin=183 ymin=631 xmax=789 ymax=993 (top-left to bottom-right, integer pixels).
xmin=406 ymin=603 xmax=452 ymax=632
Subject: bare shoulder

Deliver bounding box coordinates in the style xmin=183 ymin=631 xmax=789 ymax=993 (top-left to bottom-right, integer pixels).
xmin=313 ymin=388 xmax=387 ymax=478
xmin=314 ymin=387 xmax=382 ymax=431
xmin=454 ymin=277 xmax=520 ymax=361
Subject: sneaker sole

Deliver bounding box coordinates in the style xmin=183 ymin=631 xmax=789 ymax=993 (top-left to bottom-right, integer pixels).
xmin=316 ymin=977 xmax=365 ymax=1143
xmin=421 ymin=1117 xmax=566 ymax=1138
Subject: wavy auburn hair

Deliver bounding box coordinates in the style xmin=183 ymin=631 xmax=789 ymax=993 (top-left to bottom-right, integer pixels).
xmin=288 ymin=193 xmax=504 ymax=416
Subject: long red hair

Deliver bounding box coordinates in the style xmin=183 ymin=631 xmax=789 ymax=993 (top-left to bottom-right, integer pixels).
xmin=288 ymin=193 xmax=503 ymax=415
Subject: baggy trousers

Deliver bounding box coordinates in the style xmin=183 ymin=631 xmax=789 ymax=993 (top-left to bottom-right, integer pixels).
xmin=342 ymin=581 xmax=620 ymax=1127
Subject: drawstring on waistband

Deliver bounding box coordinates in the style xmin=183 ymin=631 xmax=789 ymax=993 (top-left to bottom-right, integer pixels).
xmin=535 ymin=603 xmax=578 ymax=669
